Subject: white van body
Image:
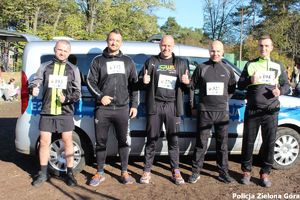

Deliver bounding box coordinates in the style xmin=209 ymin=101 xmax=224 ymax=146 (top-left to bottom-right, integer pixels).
xmin=14 ymin=40 xmax=300 ymax=174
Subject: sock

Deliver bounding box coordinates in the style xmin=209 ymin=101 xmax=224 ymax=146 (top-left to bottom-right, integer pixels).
xmin=67 ymin=167 xmax=73 ymax=174
xmin=41 ymin=165 xmax=48 ymax=175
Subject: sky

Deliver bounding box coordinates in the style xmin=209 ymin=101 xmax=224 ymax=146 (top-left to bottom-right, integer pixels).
xmin=153 ymin=0 xmax=204 ymax=29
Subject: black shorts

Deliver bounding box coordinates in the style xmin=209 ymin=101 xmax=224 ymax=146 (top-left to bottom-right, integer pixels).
xmin=39 ymin=115 xmax=74 ymax=133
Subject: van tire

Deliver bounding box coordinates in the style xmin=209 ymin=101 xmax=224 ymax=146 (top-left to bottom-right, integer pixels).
xmin=273 ymin=127 xmax=300 ymax=170
xmin=48 ymin=131 xmax=86 ymax=176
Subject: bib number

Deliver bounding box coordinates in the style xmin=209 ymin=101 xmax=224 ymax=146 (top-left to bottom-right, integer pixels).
xmin=48 ymin=75 xmax=68 ymax=89
xmin=257 ymin=71 xmax=275 ymax=85
xmin=206 ymin=82 xmax=224 ymax=95
xmin=158 ymin=74 xmax=177 ymax=90
xmin=107 ymin=61 xmax=125 ymax=74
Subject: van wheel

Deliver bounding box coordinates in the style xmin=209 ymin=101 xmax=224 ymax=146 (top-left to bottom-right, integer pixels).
xmin=273 ymin=127 xmax=300 ymax=169
xmin=48 ymin=131 xmax=86 ymax=176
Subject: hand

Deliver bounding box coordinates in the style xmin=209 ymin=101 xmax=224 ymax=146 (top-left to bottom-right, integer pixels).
xmin=272 ymin=84 xmax=281 ymax=97
xmin=32 ymin=83 xmax=40 ymax=97
xmin=129 ymin=107 xmax=137 ymax=119
xmin=251 ymin=71 xmax=259 ymax=84
xmin=57 ymin=91 xmax=65 ymax=103
xmin=143 ymin=69 xmax=150 ymax=84
xmin=181 ymin=69 xmax=190 ymax=84
xmin=101 ymin=96 xmax=113 ymax=106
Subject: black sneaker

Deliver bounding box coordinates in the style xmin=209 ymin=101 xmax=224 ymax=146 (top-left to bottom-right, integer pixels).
xmin=188 ymin=173 xmax=201 ymax=184
xmin=218 ymin=173 xmax=235 ymax=184
xmin=66 ymin=172 xmax=77 ymax=187
xmin=32 ymin=171 xmax=49 ymax=187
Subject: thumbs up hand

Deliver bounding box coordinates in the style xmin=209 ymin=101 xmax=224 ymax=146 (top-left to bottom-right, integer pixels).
xmin=57 ymin=90 xmax=66 ymax=103
xmin=251 ymin=71 xmax=259 ymax=84
xmin=181 ymin=69 xmax=190 ymax=84
xmin=143 ymin=69 xmax=151 ymax=84
xmin=32 ymin=83 xmax=40 ymax=97
xmin=272 ymin=84 xmax=281 ymax=97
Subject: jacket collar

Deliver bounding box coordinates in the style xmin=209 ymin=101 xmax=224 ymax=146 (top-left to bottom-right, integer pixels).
xmin=103 ymin=47 xmax=123 ymax=58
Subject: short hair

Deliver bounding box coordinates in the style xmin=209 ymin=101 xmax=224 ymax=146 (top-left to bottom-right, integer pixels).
xmin=106 ymin=28 xmax=122 ymax=41
xmin=54 ymin=40 xmax=71 ymax=49
xmin=258 ymin=34 xmax=273 ymax=42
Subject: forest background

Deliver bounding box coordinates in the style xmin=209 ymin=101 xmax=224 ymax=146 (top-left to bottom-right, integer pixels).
xmin=0 ymin=0 xmax=299 ymax=76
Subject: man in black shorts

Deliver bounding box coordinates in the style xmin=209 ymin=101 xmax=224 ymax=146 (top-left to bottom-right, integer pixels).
xmin=29 ymin=40 xmax=81 ymax=187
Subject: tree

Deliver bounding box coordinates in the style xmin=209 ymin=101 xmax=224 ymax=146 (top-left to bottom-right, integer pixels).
xmin=203 ymin=0 xmax=241 ymax=41
xmin=160 ymin=17 xmax=181 ymax=37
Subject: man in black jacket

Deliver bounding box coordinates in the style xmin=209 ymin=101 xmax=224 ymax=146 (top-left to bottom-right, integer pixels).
xmin=188 ymin=40 xmax=236 ymax=184
xmin=87 ymin=29 xmax=139 ymax=186
xmin=238 ymin=34 xmax=289 ymax=187
xmin=138 ymin=35 xmax=190 ymax=185
xmin=29 ymin=40 xmax=81 ymax=187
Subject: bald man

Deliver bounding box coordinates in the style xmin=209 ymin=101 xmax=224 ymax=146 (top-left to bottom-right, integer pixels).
xmin=188 ymin=40 xmax=236 ymax=184
xmin=138 ymin=35 xmax=190 ymax=185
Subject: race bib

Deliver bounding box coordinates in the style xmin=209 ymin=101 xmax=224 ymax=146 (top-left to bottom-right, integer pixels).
xmin=158 ymin=74 xmax=177 ymax=90
xmin=206 ymin=82 xmax=224 ymax=95
xmin=257 ymin=71 xmax=276 ymax=85
xmin=106 ymin=61 xmax=125 ymax=74
xmin=48 ymin=75 xmax=68 ymax=89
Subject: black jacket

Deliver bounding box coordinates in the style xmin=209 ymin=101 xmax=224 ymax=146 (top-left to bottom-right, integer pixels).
xmin=138 ymin=53 xmax=190 ymax=116
xmin=28 ymin=58 xmax=81 ymax=116
xmin=238 ymin=57 xmax=290 ymax=110
xmin=191 ymin=59 xmax=236 ymax=111
xmin=87 ymin=48 xmax=139 ymax=109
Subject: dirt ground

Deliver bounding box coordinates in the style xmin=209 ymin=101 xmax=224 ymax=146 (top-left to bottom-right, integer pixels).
xmin=0 ymin=101 xmax=299 ymax=200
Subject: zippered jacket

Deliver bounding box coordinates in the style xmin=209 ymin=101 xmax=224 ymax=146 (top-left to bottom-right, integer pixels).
xmin=191 ymin=59 xmax=236 ymax=111
xmin=28 ymin=58 xmax=81 ymax=116
xmin=238 ymin=57 xmax=290 ymax=110
xmin=137 ymin=53 xmax=190 ymax=116
xmin=87 ymin=47 xmax=139 ymax=109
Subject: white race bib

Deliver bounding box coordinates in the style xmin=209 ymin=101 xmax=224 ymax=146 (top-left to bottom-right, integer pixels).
xmin=48 ymin=75 xmax=68 ymax=89
xmin=158 ymin=74 xmax=177 ymax=90
xmin=206 ymin=82 xmax=224 ymax=95
xmin=257 ymin=71 xmax=276 ymax=85
xmin=106 ymin=61 xmax=125 ymax=74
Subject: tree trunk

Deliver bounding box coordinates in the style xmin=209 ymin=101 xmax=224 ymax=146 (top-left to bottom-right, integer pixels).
xmin=53 ymin=9 xmax=62 ymax=37
xmin=33 ymin=7 xmax=40 ymax=34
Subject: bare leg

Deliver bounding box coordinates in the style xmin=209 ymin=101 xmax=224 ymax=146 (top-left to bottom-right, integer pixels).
xmin=62 ymin=131 xmax=73 ymax=168
xmin=39 ymin=131 xmax=52 ymax=165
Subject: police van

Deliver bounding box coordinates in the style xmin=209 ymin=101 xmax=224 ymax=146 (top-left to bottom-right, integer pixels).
xmin=2 ymin=30 xmax=298 ymax=175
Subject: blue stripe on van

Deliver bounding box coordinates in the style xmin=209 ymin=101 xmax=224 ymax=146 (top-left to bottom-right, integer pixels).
xmin=26 ymin=97 xmax=95 ymax=116
xmin=278 ymin=106 xmax=300 ymax=121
